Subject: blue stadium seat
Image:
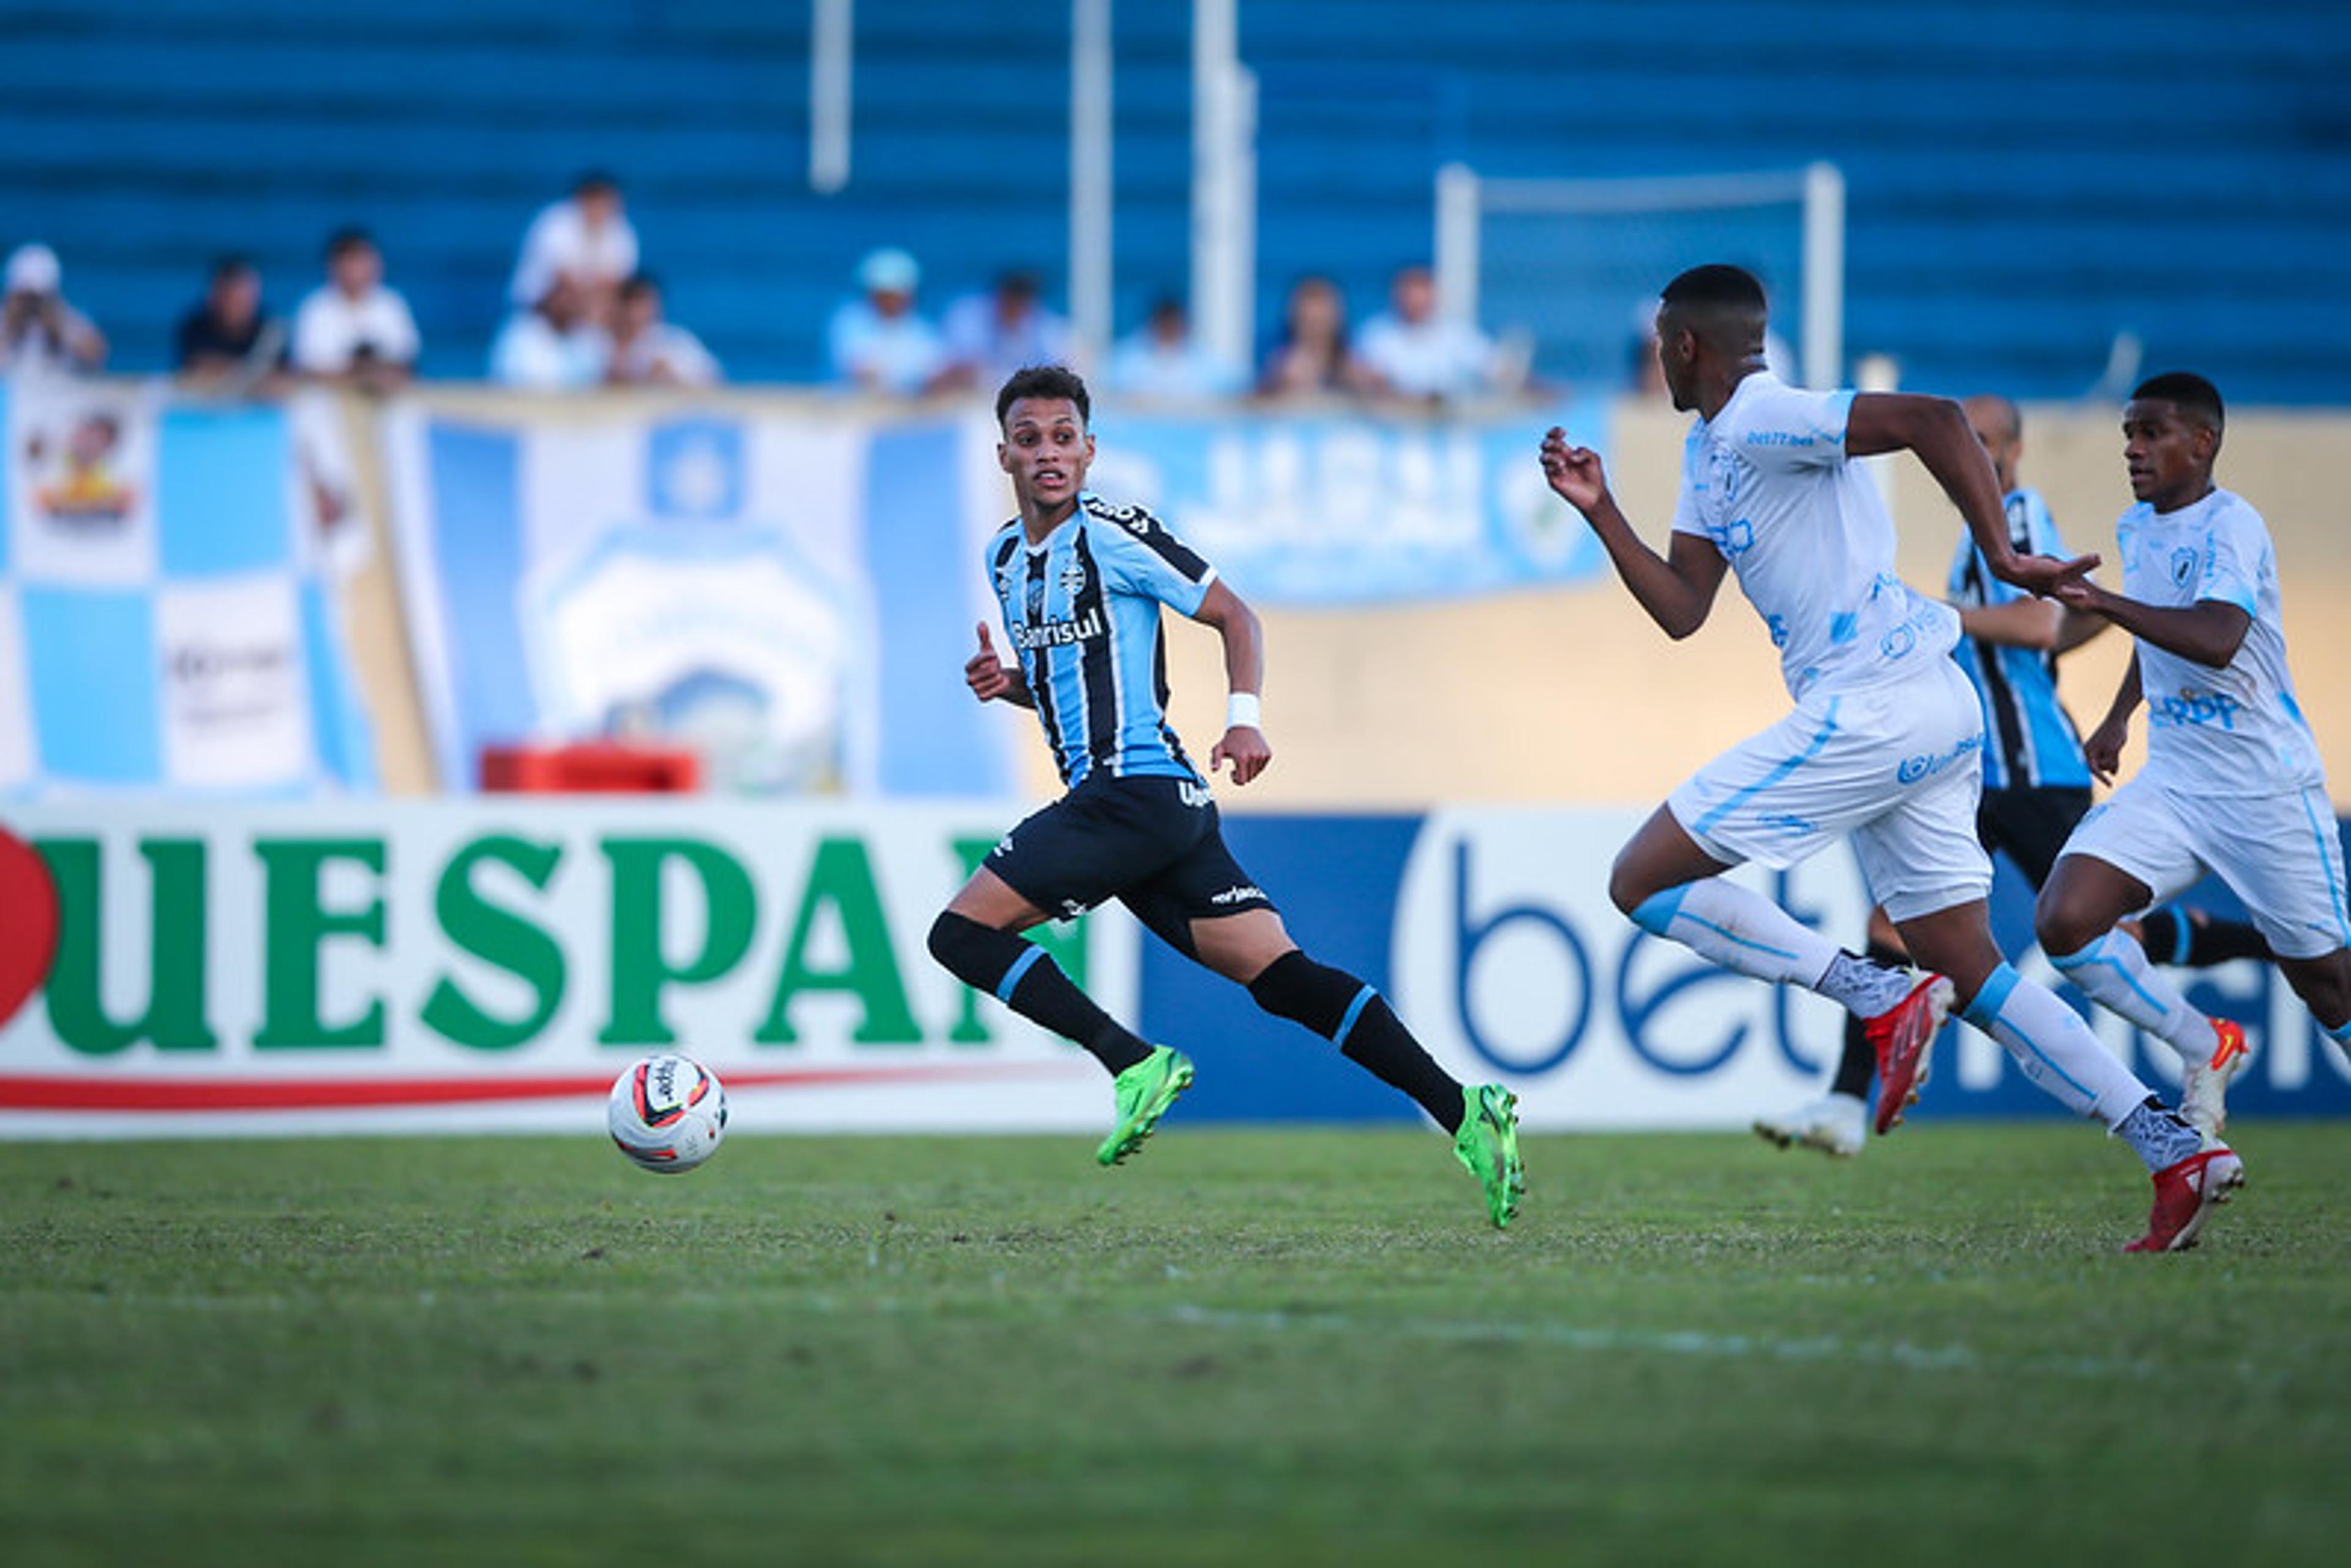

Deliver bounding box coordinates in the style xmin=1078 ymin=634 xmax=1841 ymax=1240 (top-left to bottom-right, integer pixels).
xmin=0 ymin=0 xmax=2341 ymax=399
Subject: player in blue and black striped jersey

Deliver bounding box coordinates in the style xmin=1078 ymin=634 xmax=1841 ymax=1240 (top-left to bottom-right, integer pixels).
xmin=1758 ymin=395 xmax=2269 ymax=1158
xmin=924 ymin=366 xmax=1524 ymax=1226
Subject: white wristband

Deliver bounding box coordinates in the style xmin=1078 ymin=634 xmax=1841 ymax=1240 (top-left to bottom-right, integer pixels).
xmin=1226 ymin=691 xmax=1262 ymax=731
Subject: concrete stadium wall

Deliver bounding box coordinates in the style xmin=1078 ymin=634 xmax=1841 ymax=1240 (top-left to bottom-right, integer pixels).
xmin=332 ymin=392 xmax=2351 ymax=809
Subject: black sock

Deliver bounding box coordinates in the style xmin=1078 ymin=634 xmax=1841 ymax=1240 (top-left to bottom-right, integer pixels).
xmin=2138 ymin=906 xmax=2271 ymax=969
xmin=1248 ymin=950 xmax=1465 ymax=1133
xmin=1831 ymin=1013 xmax=1878 ymax=1099
xmin=1829 ymin=938 xmax=1908 ymax=1098
xmin=928 ymin=912 xmax=1151 ymax=1075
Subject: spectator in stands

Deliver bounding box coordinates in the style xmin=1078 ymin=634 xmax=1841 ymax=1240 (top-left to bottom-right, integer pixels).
xmin=607 ymin=274 xmax=721 ymax=388
xmin=1257 ymin=275 xmax=1377 ymax=402
xmin=176 ymin=255 xmax=286 ymax=389
xmin=292 ymin=228 xmax=419 ymax=393
xmin=827 ymin=247 xmax=948 ymax=397
xmin=1108 ymin=295 xmax=1245 ymax=402
xmin=0 ymin=243 xmax=107 ymax=377
xmin=510 ymin=171 xmax=639 ymax=322
xmin=1355 ymin=263 xmax=1506 ymax=404
xmin=489 ymin=274 xmax=612 ymax=390
xmin=940 ymin=270 xmax=1072 ymax=389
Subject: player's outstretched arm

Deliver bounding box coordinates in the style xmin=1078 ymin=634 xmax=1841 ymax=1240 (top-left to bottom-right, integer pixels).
xmin=964 ymin=622 xmax=1035 ymax=708
xmin=2055 ymin=606 xmax=2112 ymax=655
xmin=2082 ymin=652 xmax=2143 ymax=784
xmin=1957 ymin=597 xmax=2063 ymax=650
xmin=1190 ymin=579 xmax=1272 ymax=786
xmin=2050 ymin=579 xmax=2252 ymax=669
xmin=1848 ymin=394 xmax=2097 ymax=599
xmin=1539 ymin=428 xmax=1725 ymax=639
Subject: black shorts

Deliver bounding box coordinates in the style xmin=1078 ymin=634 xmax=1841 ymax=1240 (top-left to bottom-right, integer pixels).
xmin=983 ymin=772 xmax=1276 ymax=955
xmin=1977 ymin=786 xmax=2093 ymax=888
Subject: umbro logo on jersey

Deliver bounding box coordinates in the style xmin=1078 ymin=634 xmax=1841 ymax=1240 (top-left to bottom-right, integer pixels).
xmin=1209 ymin=884 xmax=1264 ymax=905
xmin=1088 ymin=498 xmax=1153 ymax=532
xmin=2171 ymin=548 xmax=2199 ymax=590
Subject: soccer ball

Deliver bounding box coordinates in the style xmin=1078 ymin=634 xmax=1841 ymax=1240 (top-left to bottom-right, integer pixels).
xmin=607 ymin=1054 xmax=728 ymax=1174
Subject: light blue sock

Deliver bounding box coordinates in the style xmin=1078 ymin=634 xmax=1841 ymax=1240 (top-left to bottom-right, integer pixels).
xmin=1629 ymin=879 xmax=1839 ymax=991
xmin=2049 ymin=930 xmax=2216 ymax=1068
xmin=1960 ymin=962 xmax=2152 ymax=1127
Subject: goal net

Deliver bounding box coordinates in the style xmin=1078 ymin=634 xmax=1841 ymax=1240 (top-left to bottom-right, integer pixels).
xmin=1435 ymin=163 xmax=1844 ymax=394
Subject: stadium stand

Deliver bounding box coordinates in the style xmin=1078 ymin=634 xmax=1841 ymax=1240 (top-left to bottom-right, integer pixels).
xmin=0 ymin=0 xmax=2344 ymax=397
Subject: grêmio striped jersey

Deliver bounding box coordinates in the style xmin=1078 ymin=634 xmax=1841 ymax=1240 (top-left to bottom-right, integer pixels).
xmin=986 ymin=492 xmax=1218 ymax=787
xmin=1946 ymin=487 xmax=2093 ymax=792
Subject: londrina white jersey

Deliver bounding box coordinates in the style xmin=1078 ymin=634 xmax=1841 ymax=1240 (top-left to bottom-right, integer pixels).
xmin=2116 ymin=486 xmax=2323 ymax=796
xmin=1671 ymin=373 xmax=1959 ymax=702
xmin=986 ymin=492 xmax=1218 ymax=788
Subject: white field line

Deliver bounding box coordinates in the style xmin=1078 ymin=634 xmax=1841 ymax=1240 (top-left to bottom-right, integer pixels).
xmin=23 ymin=1289 xmax=2213 ymax=1386
xmin=1152 ymin=1304 xmax=2162 ymax=1383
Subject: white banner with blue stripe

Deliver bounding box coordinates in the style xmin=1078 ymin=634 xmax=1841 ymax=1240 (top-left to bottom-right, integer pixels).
xmin=1086 ymin=400 xmax=1611 ymax=604
xmin=0 ymin=379 xmax=375 ymax=798
xmin=384 ymin=400 xmax=1018 ymax=797
xmin=385 ymin=398 xmax=1617 ymax=797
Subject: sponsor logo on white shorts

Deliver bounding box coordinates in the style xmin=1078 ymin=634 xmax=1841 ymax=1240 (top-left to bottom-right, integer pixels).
xmin=1897 ymin=733 xmax=1984 ymax=785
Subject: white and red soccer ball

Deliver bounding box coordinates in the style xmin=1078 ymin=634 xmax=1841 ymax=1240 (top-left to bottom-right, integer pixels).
xmin=607 ymin=1054 xmax=728 ymax=1174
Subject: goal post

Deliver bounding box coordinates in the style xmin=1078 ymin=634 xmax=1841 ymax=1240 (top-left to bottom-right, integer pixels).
xmin=1436 ymin=162 xmax=1845 ymax=392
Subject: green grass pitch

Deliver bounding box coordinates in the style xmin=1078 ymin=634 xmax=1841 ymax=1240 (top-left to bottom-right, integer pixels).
xmin=5 ymin=1124 xmax=2349 ymax=1566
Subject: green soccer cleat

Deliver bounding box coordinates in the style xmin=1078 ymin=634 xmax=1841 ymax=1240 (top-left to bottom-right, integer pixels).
xmin=1453 ymin=1084 xmax=1525 ymax=1228
xmin=1096 ymin=1045 xmax=1194 ymax=1167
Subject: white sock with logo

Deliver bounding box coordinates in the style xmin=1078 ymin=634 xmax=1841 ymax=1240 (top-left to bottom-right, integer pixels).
xmin=1629 ymin=879 xmax=1839 ymax=991
xmin=1960 ymin=962 xmax=2150 ymax=1127
xmin=2049 ymin=931 xmax=2218 ymax=1068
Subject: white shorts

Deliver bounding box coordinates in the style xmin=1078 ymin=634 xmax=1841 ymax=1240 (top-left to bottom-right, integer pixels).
xmin=2060 ymin=778 xmax=2351 ymax=960
xmin=1668 ymin=658 xmax=1993 ymax=923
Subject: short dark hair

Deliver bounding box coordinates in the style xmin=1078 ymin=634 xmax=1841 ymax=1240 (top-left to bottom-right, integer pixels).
xmin=211 ymin=253 xmax=257 ymax=282
xmin=619 ymin=272 xmax=661 ymax=301
xmin=325 ymin=227 xmax=375 ymax=261
xmin=996 ymin=364 xmax=1091 ymax=427
xmin=574 ymin=170 xmax=621 ymax=197
xmin=1658 ymin=264 xmax=1768 ymax=356
xmin=2131 ymin=371 xmax=2225 ymax=435
xmin=1660 ymin=264 xmax=1767 ymax=317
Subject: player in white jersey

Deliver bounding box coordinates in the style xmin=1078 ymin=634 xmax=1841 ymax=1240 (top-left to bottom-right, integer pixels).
xmin=2037 ymin=372 xmax=2351 ymax=1135
xmin=1541 ymin=266 xmax=2237 ymax=1251
xmin=1755 ymin=395 xmax=2271 ymax=1158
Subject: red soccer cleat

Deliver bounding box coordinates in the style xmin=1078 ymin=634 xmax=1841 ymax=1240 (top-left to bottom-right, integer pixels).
xmin=1865 ymin=973 xmax=1954 ymax=1136
xmin=2123 ymin=1146 xmax=2247 ymax=1253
